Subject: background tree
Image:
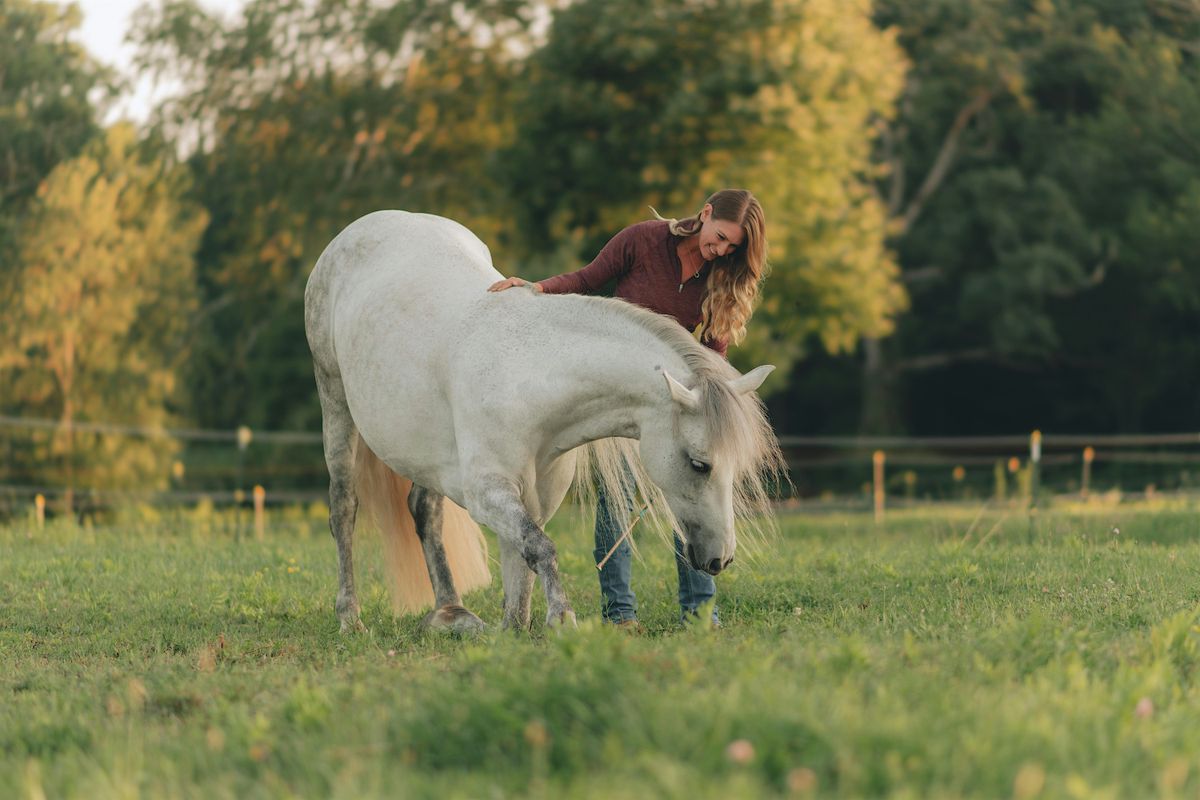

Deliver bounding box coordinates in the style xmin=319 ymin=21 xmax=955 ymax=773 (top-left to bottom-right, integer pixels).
xmin=852 ymin=0 xmax=1200 ymax=434
xmin=500 ymin=0 xmax=908 ymax=385
xmin=1050 ymin=9 xmax=1200 ymax=431
xmin=116 ymin=0 xmax=1200 ymax=443
xmin=0 ymin=0 xmax=111 ymax=254
xmin=131 ymin=0 xmax=536 ymax=430
xmin=0 ymin=125 xmax=208 ymax=511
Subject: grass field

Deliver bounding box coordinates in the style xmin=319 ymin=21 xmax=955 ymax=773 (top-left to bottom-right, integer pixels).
xmin=4 ymin=500 xmax=1200 ymax=798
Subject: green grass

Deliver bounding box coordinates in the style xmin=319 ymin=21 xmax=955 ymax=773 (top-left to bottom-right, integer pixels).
xmin=5 ymin=500 xmax=1200 ymax=798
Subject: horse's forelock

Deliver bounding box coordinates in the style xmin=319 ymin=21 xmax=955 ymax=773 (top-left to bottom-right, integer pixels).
xmin=698 ymin=375 xmax=774 ymax=475
xmin=587 ymin=296 xmax=788 ymax=535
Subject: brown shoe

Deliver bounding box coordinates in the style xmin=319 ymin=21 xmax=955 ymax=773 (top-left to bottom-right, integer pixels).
xmin=611 ymin=619 xmax=644 ymax=634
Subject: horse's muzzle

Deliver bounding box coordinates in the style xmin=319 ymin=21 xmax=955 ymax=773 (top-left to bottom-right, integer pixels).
xmin=686 ymin=542 xmax=733 ymax=576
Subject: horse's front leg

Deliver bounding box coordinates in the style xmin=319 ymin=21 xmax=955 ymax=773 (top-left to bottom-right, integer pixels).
xmin=469 ymin=478 xmax=576 ymax=630
xmin=498 ymin=537 xmax=536 ymax=631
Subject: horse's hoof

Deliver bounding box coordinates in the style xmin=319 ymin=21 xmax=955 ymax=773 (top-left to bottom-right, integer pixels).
xmin=501 ymin=615 xmax=533 ymax=633
xmin=339 ymin=616 xmax=367 ymax=634
xmin=423 ymin=604 xmax=488 ymax=636
xmin=546 ymin=608 xmax=578 ymax=630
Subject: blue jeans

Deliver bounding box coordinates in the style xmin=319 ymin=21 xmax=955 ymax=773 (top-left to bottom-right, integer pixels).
xmin=592 ymin=490 xmax=717 ymax=623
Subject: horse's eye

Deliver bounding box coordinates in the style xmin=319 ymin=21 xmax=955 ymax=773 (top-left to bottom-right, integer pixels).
xmin=689 ymin=458 xmax=711 ymax=474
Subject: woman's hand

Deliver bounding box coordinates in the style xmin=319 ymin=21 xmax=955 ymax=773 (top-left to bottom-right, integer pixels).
xmin=487 ymin=276 xmax=543 ymax=293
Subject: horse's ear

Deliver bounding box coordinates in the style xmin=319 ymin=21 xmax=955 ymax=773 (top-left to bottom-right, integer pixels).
xmin=663 ymin=370 xmax=700 ymax=411
xmin=727 ymin=365 xmax=775 ymax=396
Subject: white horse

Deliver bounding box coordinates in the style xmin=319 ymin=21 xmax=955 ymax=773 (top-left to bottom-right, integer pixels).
xmin=304 ymin=210 xmax=784 ymax=633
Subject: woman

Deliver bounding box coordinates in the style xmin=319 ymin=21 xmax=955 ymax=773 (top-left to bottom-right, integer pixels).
xmin=488 ymin=188 xmax=768 ymax=628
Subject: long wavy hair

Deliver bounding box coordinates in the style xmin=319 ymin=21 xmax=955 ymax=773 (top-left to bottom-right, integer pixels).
xmin=659 ymin=189 xmax=768 ymax=347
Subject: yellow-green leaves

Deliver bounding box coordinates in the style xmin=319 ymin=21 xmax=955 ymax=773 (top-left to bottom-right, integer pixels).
xmin=1 ymin=124 xmax=207 ymax=505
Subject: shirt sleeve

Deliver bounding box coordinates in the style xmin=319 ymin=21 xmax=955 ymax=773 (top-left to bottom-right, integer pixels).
xmin=537 ymin=224 xmax=638 ymax=295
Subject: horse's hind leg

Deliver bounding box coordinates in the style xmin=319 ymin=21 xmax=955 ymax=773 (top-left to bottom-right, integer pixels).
xmin=316 ymin=371 xmax=365 ymax=633
xmin=408 ymin=484 xmax=487 ymax=635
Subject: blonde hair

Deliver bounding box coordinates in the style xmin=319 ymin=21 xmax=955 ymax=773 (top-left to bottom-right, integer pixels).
xmin=657 ymin=189 xmax=767 ymax=347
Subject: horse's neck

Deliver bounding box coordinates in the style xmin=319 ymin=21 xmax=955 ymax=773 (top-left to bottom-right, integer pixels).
xmin=524 ymin=300 xmax=692 ymax=455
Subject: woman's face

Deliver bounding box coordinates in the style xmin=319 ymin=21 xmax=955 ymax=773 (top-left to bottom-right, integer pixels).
xmin=697 ymin=203 xmax=745 ymax=261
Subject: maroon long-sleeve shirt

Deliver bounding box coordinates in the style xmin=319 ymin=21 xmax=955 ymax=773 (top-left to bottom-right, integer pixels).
xmin=537 ymin=220 xmax=728 ymax=356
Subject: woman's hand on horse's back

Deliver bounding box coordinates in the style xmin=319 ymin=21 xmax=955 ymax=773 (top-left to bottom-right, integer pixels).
xmin=487 ymin=277 xmax=543 ymax=293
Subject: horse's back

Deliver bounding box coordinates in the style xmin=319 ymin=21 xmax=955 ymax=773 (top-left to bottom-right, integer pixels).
xmin=308 ymin=211 xmax=498 ymax=355
xmin=315 ymin=210 xmax=494 ymax=300
xmin=335 ymin=210 xmax=494 ymax=281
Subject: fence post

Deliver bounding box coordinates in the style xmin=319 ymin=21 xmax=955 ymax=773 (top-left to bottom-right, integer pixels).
xmin=253 ymin=485 xmax=266 ymax=541
xmin=1081 ymin=446 xmax=1094 ymax=499
xmin=1029 ymin=431 xmax=1042 ymax=500
xmin=873 ymin=450 xmax=886 ymax=524
xmin=235 ymin=426 xmax=253 ymax=541
xmin=236 ymin=425 xmax=253 ymax=494
xmin=1029 ymin=430 xmax=1042 ymax=535
xmin=34 ymin=493 xmax=45 ymax=529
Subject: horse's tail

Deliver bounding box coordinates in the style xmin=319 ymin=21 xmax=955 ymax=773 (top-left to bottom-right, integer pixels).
xmin=353 ymin=434 xmax=491 ymax=613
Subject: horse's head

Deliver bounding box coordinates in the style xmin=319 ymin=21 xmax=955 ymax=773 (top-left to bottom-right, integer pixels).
xmin=639 ymin=364 xmax=779 ymax=576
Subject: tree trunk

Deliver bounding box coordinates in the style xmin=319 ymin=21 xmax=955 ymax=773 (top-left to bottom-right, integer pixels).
xmin=859 ymin=337 xmax=902 ymax=435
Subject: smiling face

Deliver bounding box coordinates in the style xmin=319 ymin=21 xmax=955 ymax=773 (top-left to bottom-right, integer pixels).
xmin=696 ymin=203 xmax=746 ymax=261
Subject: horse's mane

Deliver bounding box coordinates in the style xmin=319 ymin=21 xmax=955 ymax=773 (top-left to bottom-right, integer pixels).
xmin=568 ymin=295 xmax=789 ymax=557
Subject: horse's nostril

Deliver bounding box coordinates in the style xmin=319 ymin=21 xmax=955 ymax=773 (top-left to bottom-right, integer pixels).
xmin=707 ymin=558 xmax=723 ymax=574
xmin=723 ymin=555 xmax=734 ymax=569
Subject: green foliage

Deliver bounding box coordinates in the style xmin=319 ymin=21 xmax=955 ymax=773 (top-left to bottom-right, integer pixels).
xmin=865 ymin=0 xmax=1200 ymax=432
xmin=130 ymin=0 xmax=535 ymax=428
xmin=1051 ymin=22 xmax=1200 ymax=429
xmin=3 ymin=0 xmax=1196 ymax=443
xmin=0 ymin=0 xmax=109 ymax=251
xmin=503 ymin=0 xmax=909 ymax=381
xmin=117 ymin=0 xmax=1200 ymax=435
xmin=121 ymin=0 xmax=912 ymax=426
xmin=0 ymin=125 xmax=208 ymax=504
xmin=5 ymin=505 xmax=1200 ymax=796
xmin=732 ymin=0 xmax=908 ymax=371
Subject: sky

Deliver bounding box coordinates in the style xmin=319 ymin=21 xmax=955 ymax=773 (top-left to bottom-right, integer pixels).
xmin=59 ymin=0 xmax=247 ymax=122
